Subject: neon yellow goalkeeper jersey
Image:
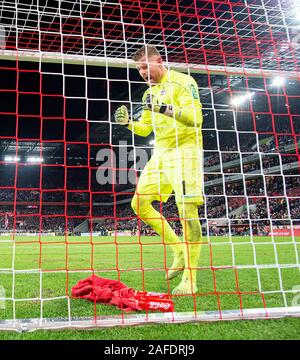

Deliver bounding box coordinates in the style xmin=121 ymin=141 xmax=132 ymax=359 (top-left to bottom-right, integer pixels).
xmin=128 ymin=69 xmax=203 ymax=153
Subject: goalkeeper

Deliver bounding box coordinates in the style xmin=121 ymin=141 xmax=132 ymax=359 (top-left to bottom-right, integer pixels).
xmin=114 ymin=45 xmax=203 ymax=295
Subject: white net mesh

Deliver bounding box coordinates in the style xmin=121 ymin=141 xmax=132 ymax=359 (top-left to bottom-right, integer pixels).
xmin=0 ymin=0 xmax=299 ymax=331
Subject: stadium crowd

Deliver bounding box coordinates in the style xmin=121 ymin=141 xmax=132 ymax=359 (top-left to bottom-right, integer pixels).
xmin=1 ymin=188 xmax=298 ymax=235
xmin=0 ymin=136 xmax=299 ymax=235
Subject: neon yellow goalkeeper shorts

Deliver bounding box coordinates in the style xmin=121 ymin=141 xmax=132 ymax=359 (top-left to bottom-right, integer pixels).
xmin=135 ymin=148 xmax=204 ymax=205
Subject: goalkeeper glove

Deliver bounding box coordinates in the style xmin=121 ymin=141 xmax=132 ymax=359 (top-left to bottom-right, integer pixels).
xmin=145 ymin=94 xmax=176 ymax=118
xmin=114 ymin=105 xmax=130 ymax=125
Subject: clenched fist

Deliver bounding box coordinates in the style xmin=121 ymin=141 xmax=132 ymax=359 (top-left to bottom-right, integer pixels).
xmin=114 ymin=105 xmax=129 ymax=125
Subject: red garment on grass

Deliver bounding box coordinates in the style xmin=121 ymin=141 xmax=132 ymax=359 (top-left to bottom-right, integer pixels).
xmin=72 ymin=275 xmax=174 ymax=313
xmin=72 ymin=275 xmax=128 ymax=303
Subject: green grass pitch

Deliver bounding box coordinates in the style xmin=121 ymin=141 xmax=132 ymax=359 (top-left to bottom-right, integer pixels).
xmin=0 ymin=235 xmax=299 ymax=340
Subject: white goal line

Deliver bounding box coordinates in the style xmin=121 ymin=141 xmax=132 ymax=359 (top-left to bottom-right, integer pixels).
xmin=0 ymin=306 xmax=299 ymax=332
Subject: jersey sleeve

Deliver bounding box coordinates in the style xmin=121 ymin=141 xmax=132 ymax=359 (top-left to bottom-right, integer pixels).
xmin=127 ymin=91 xmax=153 ymax=137
xmin=173 ymin=75 xmax=203 ymax=128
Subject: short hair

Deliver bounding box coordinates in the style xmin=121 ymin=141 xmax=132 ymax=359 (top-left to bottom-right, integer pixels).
xmin=132 ymin=45 xmax=161 ymax=62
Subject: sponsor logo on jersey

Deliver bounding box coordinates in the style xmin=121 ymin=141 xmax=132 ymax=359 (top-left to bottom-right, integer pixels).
xmin=188 ymin=84 xmax=199 ymax=100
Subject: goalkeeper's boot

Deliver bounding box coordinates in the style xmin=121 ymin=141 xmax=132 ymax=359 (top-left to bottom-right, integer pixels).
xmin=172 ymin=279 xmax=198 ymax=295
xmin=165 ymin=254 xmax=184 ymax=281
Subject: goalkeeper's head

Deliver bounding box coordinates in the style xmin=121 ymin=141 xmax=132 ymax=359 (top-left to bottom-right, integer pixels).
xmin=132 ymin=45 xmax=167 ymax=85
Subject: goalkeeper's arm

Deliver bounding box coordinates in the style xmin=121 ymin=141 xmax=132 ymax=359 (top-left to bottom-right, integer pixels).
xmin=114 ymin=105 xmax=152 ymax=137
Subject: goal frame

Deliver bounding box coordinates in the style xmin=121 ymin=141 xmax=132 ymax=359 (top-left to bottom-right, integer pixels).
xmin=0 ymin=25 xmax=300 ymax=331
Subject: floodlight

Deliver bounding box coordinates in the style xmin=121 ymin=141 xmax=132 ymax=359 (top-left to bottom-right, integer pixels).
xmin=4 ymin=155 xmax=20 ymax=162
xmin=271 ymin=76 xmax=285 ymax=87
xmin=231 ymin=92 xmax=254 ymax=107
xmin=27 ymin=157 xmax=44 ymax=163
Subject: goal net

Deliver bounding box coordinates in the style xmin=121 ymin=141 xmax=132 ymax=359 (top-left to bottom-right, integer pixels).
xmin=0 ymin=0 xmax=299 ymax=331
